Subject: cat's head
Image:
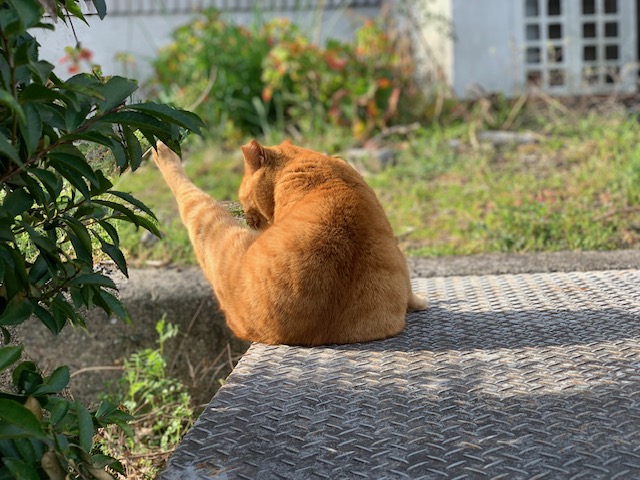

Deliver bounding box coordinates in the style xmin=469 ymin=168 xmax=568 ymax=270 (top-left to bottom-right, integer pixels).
xmin=239 ymin=139 xmax=290 ymax=230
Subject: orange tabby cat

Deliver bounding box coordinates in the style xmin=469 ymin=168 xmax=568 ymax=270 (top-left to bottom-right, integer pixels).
xmin=152 ymin=140 xmax=426 ymax=346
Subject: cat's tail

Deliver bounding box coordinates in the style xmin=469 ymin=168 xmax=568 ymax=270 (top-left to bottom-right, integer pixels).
xmin=408 ymin=291 xmax=428 ymax=311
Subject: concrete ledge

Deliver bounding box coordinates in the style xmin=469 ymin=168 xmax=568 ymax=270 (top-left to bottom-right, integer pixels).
xmin=408 ymin=249 xmax=640 ymax=278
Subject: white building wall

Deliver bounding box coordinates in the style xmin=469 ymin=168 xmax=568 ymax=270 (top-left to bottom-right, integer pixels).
xmin=451 ymin=0 xmax=521 ymax=96
xmin=34 ymin=1 xmax=381 ymax=84
xmin=415 ymin=0 xmax=637 ymax=97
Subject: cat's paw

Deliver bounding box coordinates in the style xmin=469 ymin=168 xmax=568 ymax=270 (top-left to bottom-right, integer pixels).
xmin=408 ymin=292 xmax=428 ymax=311
xmin=152 ymin=141 xmax=182 ymax=168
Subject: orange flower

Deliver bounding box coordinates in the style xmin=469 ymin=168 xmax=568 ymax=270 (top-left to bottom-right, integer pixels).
xmin=78 ymin=48 xmax=93 ymax=61
xmin=325 ymin=54 xmax=347 ymax=71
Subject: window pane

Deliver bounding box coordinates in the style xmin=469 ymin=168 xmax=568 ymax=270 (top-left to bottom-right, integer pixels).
xmin=604 ymin=0 xmax=617 ymax=14
xmin=605 ymin=45 xmax=619 ymax=60
xmin=548 ymin=23 xmax=563 ymax=39
xmin=527 ymin=70 xmax=542 ymax=85
xmin=526 ymin=0 xmax=539 ymax=16
xmin=583 ymin=22 xmax=597 ymax=38
xmin=527 ymin=24 xmax=541 ymax=40
xmin=582 ymin=0 xmax=595 ymax=14
xmin=605 ymin=22 xmax=618 ymax=37
xmin=583 ymin=45 xmax=597 ymax=61
xmin=549 ymin=69 xmax=565 ymax=86
xmin=548 ymin=0 xmax=561 ymax=15
xmin=548 ymin=45 xmax=563 ymax=62
xmin=527 ymin=47 xmax=542 ymax=64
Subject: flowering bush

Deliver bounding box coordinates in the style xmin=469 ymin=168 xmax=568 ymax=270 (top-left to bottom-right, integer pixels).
xmin=153 ymin=10 xmax=418 ymax=142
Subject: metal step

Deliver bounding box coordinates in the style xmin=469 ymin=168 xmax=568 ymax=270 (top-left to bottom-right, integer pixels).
xmin=161 ymin=270 xmax=640 ymax=479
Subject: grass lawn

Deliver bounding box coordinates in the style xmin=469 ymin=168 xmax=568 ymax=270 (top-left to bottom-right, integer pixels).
xmin=115 ymin=109 xmax=640 ymax=266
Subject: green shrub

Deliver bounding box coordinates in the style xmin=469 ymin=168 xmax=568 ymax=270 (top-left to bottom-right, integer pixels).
xmin=0 ymin=1 xmax=203 ymax=477
xmin=153 ymin=10 xmax=418 ymax=142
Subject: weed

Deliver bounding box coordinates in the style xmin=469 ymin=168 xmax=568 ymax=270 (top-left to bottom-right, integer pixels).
xmin=99 ymin=318 xmax=195 ymax=479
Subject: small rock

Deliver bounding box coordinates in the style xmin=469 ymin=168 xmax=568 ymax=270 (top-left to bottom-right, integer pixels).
xmin=140 ymin=230 xmax=159 ymax=246
xmin=477 ymin=130 xmax=541 ymax=146
xmin=346 ymin=148 xmax=396 ymax=174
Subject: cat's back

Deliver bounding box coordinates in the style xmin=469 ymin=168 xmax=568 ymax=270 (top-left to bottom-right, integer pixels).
xmin=272 ymin=154 xmax=397 ymax=261
xmin=248 ymin=154 xmax=410 ymax=341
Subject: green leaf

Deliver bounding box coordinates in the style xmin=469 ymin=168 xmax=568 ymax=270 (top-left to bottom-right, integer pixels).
xmin=21 ymin=170 xmax=45 ymax=205
xmin=0 ymin=398 xmax=47 ymax=440
xmin=97 ymin=220 xmax=119 ymax=246
xmin=93 ymin=199 xmax=137 ymax=224
xmin=14 ymin=436 xmax=42 ymax=463
xmin=12 ymin=361 xmax=42 ymax=394
xmin=4 ymin=188 xmax=33 ymax=216
xmin=128 ymin=102 xmax=205 ymax=135
xmin=20 ymin=83 xmax=77 ymax=110
xmin=64 ymin=97 xmax=92 ymax=131
xmin=49 ymin=160 xmax=90 ymax=199
xmin=0 ymin=9 xmax=22 ymax=37
xmin=91 ymin=0 xmax=107 ymax=19
xmin=70 ymin=273 xmax=116 ymax=289
xmin=98 ymin=111 xmax=171 ymax=134
xmin=0 ymin=345 xmax=22 ymax=371
xmin=33 ymin=304 xmax=65 ymax=335
xmin=19 ymin=221 xmax=57 ymax=251
xmin=110 ymin=190 xmax=157 ymax=219
xmin=1 ymin=327 xmax=11 ymax=344
xmin=6 ymin=0 xmax=42 ymax=30
xmin=75 ymin=401 xmax=94 ymax=452
xmin=89 ymin=170 xmax=113 ymax=196
xmin=27 ymin=59 xmax=54 ymax=84
xmin=133 ymin=214 xmax=161 ymax=238
xmin=62 ymin=217 xmax=93 ymax=266
xmin=60 ymin=131 xmax=128 ymax=170
xmin=48 ymin=151 xmax=99 ymax=186
xmin=0 ymin=295 xmax=34 ymax=326
xmin=33 ymin=366 xmax=69 ymax=395
xmin=0 ymin=88 xmax=26 ymax=124
xmin=62 ymin=0 xmax=87 ymax=24
xmin=97 ymin=76 xmax=138 ymax=112
xmin=122 ymin=125 xmax=142 ymax=171
xmin=0 ymin=131 xmax=20 ymax=164
xmin=0 ymin=218 xmax=16 ymax=243
xmin=30 ymin=167 xmax=62 ymax=201
xmin=35 ymin=103 xmax=66 ymax=131
xmin=137 ymin=128 xmax=158 ymax=151
xmin=98 ymin=239 xmax=128 ymax=277
xmin=50 ymin=295 xmax=76 ymax=329
xmin=46 ymin=397 xmax=70 ymax=426
xmin=95 ymin=290 xmax=129 ymax=323
xmin=3 ymin=458 xmax=41 ymax=479
xmin=27 ymin=253 xmax=49 ymax=285
xmin=0 ymin=245 xmax=28 ymax=298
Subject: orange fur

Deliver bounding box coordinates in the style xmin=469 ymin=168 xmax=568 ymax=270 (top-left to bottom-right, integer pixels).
xmin=152 ymin=140 xmax=427 ymax=346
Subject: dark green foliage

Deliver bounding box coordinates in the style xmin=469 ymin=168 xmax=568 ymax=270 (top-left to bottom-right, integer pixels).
xmin=0 ymin=0 xmax=204 ymax=477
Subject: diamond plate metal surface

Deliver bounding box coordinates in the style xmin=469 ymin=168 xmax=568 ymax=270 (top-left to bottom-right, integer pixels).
xmin=161 ymin=270 xmax=640 ymax=479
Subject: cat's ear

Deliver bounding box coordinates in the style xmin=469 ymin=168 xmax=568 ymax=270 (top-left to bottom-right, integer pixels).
xmin=281 ymin=139 xmax=292 ymax=146
xmin=241 ymin=139 xmax=266 ymax=171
